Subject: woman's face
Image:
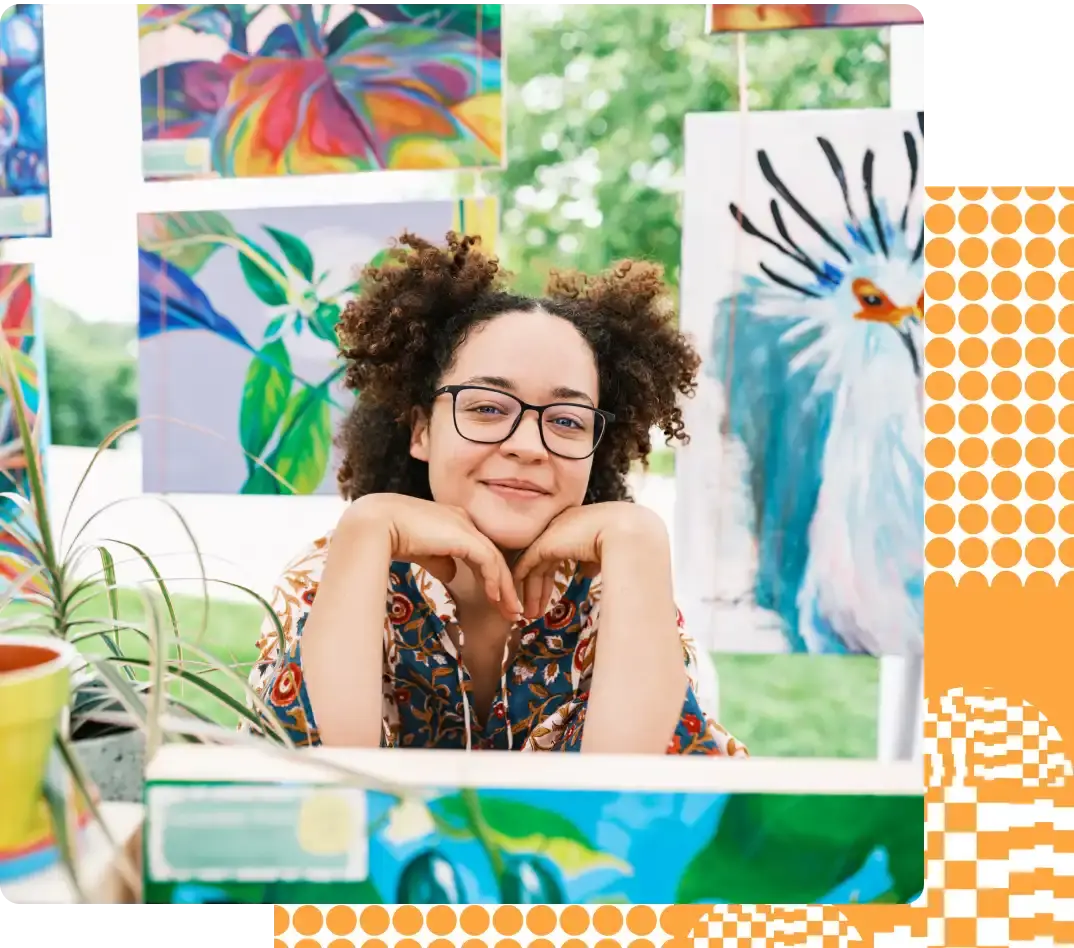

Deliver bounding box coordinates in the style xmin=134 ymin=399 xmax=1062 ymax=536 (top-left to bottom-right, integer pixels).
xmin=410 ymin=309 xmax=600 ymax=552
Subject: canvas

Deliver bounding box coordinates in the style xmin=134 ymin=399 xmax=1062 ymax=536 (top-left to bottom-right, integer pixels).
xmin=0 ymin=263 xmax=48 ymax=597
xmin=137 ymin=198 xmax=498 ymax=495
xmin=0 ymin=5 xmax=50 ymax=238
xmin=138 ymin=4 xmax=504 ymax=181
xmin=676 ymin=109 xmax=924 ymax=658
xmin=141 ymin=747 xmax=923 ymax=905
xmin=707 ymin=4 xmax=923 ymax=33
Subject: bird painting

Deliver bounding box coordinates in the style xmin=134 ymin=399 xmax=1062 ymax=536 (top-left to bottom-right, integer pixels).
xmin=691 ymin=110 xmax=924 ymax=657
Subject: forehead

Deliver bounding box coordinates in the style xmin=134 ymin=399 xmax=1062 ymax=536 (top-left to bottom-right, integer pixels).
xmin=447 ymin=309 xmax=599 ymax=398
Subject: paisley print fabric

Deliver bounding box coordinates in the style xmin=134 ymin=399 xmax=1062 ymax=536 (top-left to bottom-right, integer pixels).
xmin=248 ymin=532 xmax=747 ymax=757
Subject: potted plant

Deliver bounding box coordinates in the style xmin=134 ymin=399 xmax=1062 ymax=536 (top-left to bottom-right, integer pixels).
xmin=0 ymin=329 xmax=295 ymax=890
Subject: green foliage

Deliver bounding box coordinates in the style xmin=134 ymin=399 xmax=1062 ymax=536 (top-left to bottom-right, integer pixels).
xmin=43 ymin=300 xmax=137 ymax=449
xmin=488 ymin=5 xmax=890 ymax=294
xmin=676 ymin=792 xmax=922 ymax=904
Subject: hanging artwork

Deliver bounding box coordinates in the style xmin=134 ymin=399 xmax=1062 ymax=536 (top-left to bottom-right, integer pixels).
xmin=0 ymin=264 xmax=48 ymax=597
xmin=707 ymin=5 xmax=923 ymax=33
xmin=677 ymin=109 xmax=923 ymax=658
xmin=138 ymin=4 xmax=504 ymax=181
xmin=138 ymin=198 xmax=498 ymax=495
xmin=0 ymin=5 xmax=50 ymax=238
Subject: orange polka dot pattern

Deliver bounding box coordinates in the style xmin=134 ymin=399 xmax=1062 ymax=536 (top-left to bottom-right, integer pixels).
xmin=925 ymin=187 xmax=1074 ymax=579
xmin=272 ymin=903 xmax=859 ymax=947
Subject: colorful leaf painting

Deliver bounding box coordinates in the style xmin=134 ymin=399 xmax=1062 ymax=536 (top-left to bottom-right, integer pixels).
xmin=707 ymin=4 xmax=923 ymax=34
xmin=142 ymin=781 xmax=923 ymax=905
xmin=136 ymin=198 xmax=497 ymax=495
xmin=138 ymin=4 xmax=504 ymax=180
xmin=0 ymin=263 xmax=48 ymax=597
xmin=0 ymin=5 xmax=50 ymax=237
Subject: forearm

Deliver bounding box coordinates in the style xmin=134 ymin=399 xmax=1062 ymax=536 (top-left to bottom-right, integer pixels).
xmin=582 ymin=519 xmax=688 ymax=754
xmin=301 ymin=519 xmax=392 ymax=748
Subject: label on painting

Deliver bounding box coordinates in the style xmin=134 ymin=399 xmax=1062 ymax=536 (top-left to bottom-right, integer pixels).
xmin=142 ymin=138 xmax=214 ymax=179
xmin=0 ymin=195 xmax=49 ymax=237
xmin=144 ymin=783 xmax=369 ymax=883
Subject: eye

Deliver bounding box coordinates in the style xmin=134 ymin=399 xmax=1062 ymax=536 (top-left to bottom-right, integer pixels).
xmin=862 ymin=293 xmax=883 ymax=307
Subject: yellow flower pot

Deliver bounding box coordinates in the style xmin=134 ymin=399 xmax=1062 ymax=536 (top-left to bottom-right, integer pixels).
xmin=0 ymin=636 xmax=76 ymax=854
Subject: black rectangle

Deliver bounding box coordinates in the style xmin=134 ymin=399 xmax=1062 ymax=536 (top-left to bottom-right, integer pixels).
xmin=927 ymin=126 xmax=1069 ymax=185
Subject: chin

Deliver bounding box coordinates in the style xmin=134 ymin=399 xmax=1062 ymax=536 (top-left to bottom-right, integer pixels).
xmin=468 ymin=508 xmax=549 ymax=554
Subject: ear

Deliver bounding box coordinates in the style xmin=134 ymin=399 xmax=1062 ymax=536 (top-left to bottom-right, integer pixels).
xmin=410 ymin=407 xmax=430 ymax=462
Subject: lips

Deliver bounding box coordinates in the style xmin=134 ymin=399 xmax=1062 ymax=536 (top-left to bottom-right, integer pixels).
xmin=481 ymin=479 xmax=550 ymax=498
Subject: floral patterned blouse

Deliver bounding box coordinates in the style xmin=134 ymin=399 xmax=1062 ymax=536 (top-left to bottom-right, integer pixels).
xmin=249 ymin=532 xmax=748 ymax=757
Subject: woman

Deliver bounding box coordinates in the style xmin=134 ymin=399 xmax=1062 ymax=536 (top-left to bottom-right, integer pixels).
xmin=250 ymin=232 xmax=746 ymax=757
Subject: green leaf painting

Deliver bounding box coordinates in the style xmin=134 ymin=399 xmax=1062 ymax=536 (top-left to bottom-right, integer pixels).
xmin=433 ymin=793 xmax=632 ymax=882
xmin=239 ymin=339 xmax=292 ymax=468
xmin=137 ymin=211 xmax=239 ymax=274
xmin=675 ymin=793 xmax=923 ymax=905
xmin=137 ymin=199 xmax=495 ymax=494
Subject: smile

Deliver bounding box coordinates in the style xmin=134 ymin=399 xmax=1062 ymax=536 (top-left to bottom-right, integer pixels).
xmin=482 ymin=480 xmax=549 ymax=499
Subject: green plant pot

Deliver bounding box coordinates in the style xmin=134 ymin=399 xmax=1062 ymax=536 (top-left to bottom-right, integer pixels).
xmin=0 ymin=636 xmax=76 ymax=854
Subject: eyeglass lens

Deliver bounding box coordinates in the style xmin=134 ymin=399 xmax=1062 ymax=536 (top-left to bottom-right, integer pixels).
xmin=453 ymin=388 xmax=603 ymax=458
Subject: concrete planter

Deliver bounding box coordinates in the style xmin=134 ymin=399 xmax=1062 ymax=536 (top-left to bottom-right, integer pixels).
xmin=72 ymin=729 xmax=146 ymax=804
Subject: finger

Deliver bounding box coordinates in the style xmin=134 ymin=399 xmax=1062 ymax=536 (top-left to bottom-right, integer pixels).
xmin=540 ymin=573 xmax=556 ymax=617
xmin=522 ymin=570 xmax=546 ymax=620
xmin=460 ymin=536 xmax=523 ymax=619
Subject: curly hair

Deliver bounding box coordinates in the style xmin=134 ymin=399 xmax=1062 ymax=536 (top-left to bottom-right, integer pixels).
xmin=334 ymin=231 xmax=701 ymax=504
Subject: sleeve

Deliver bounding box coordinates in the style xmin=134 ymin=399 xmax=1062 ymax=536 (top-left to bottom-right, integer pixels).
xmin=553 ymin=604 xmax=749 ymax=757
xmin=244 ymin=536 xmax=331 ymax=747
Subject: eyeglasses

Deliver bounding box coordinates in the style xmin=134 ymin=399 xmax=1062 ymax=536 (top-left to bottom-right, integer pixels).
xmin=433 ymin=385 xmax=614 ymax=460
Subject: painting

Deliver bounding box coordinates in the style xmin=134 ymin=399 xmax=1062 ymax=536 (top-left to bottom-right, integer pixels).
xmin=0 ymin=5 xmax=50 ymax=238
xmin=142 ymin=781 xmax=924 ymax=905
xmin=137 ymin=197 xmax=498 ymax=495
xmin=0 ymin=264 xmax=48 ymax=597
xmin=707 ymin=4 xmax=923 ymax=33
xmin=676 ymin=109 xmax=923 ymax=658
xmin=138 ymin=4 xmax=504 ymax=180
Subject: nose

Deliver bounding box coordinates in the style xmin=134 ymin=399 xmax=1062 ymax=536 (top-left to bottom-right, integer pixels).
xmin=501 ymin=408 xmax=548 ymax=460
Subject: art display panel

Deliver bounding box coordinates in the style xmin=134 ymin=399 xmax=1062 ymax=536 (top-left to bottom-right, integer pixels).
xmin=677 ymin=109 xmax=924 ymax=658
xmin=707 ymin=4 xmax=923 ymax=34
xmin=0 ymin=263 xmax=48 ymax=597
xmin=0 ymin=5 xmax=50 ymax=238
xmin=138 ymin=4 xmax=504 ymax=180
xmin=138 ymin=198 xmax=498 ymax=495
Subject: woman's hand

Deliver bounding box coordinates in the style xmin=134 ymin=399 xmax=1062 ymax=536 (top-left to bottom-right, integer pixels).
xmin=342 ymin=493 xmax=524 ymax=620
xmin=511 ymin=502 xmax=668 ymax=619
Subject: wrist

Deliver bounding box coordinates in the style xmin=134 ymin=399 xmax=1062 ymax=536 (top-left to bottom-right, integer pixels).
xmin=337 ymin=495 xmax=397 ymax=556
xmin=599 ymin=504 xmax=669 ymax=554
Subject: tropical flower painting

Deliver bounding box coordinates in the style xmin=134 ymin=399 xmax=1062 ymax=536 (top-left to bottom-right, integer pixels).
xmin=0 ymin=263 xmax=48 ymax=596
xmin=707 ymin=4 xmax=923 ymax=33
xmin=677 ymin=109 xmax=924 ymax=658
xmin=0 ymin=4 xmax=50 ymax=237
xmin=138 ymin=4 xmax=504 ymax=180
xmin=142 ymin=781 xmax=924 ymax=905
xmin=137 ymin=197 xmax=497 ymax=495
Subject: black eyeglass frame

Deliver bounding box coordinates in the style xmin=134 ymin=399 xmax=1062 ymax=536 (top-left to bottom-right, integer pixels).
xmin=433 ymin=384 xmax=615 ymax=460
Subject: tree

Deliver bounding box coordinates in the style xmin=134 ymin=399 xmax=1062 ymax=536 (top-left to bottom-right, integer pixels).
xmin=488 ymin=4 xmax=890 ymax=294
xmin=42 ymin=299 xmax=137 ymax=448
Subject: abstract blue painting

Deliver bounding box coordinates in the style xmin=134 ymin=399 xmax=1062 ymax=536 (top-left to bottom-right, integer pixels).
xmin=0 ymin=4 xmax=50 ymax=238
xmin=678 ymin=109 xmax=924 ymax=658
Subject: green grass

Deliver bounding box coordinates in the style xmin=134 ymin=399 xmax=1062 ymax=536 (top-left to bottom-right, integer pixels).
xmin=716 ymin=654 xmax=879 ymax=759
xmin=6 ymin=592 xmax=878 ymax=757
xmin=5 ymin=589 xmax=263 ymax=728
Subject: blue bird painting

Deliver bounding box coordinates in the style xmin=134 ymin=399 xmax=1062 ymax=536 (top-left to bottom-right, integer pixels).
xmin=706 ymin=112 xmax=924 ymax=657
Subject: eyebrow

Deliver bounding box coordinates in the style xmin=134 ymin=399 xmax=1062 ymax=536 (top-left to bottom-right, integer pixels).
xmin=463 ymin=376 xmax=596 ymax=407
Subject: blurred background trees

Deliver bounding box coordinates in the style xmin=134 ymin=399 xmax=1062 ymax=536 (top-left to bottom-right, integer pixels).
xmin=45 ymin=4 xmax=889 ymax=447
